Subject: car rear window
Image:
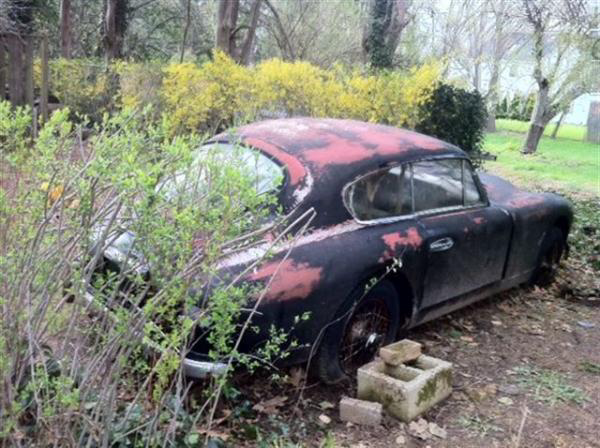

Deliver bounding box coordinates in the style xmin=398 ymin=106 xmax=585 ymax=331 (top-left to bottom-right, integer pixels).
xmin=158 ymin=143 xmax=284 ymax=201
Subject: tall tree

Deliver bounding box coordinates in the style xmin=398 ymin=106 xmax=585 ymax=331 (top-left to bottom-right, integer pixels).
xmin=103 ymin=0 xmax=129 ymax=60
xmin=521 ymin=0 xmax=593 ymax=154
xmin=216 ymin=0 xmax=262 ymax=64
xmin=262 ymin=0 xmax=362 ymax=66
xmin=362 ymin=0 xmax=412 ymax=69
xmin=60 ymin=0 xmax=72 ymax=58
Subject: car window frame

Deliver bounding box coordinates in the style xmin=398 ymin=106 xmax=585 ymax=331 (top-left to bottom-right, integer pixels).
xmin=342 ymin=156 xmax=489 ymax=226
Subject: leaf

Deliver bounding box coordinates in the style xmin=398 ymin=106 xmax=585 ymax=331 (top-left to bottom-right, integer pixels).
xmin=319 ymin=400 xmax=335 ymax=410
xmin=288 ymin=366 xmax=304 ymax=387
xmin=318 ymin=414 xmax=332 ymax=425
xmin=408 ymin=418 xmax=430 ymax=440
xmin=252 ymin=395 xmax=287 ymax=414
xmin=428 ymin=422 xmax=447 ymax=439
xmin=498 ymin=396 xmax=514 ymax=405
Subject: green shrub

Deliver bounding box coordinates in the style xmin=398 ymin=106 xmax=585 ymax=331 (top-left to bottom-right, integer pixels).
xmin=0 ymin=102 xmax=298 ymax=446
xmin=416 ymin=83 xmax=488 ymax=162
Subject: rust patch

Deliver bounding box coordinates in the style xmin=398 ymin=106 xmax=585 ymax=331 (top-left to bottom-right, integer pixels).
xmin=379 ymin=227 xmax=423 ymax=262
xmin=473 ymin=217 xmax=485 ymax=225
xmin=234 ymin=118 xmax=449 ymax=170
xmin=507 ymin=195 xmax=546 ymax=208
xmin=382 ymin=227 xmax=423 ymax=250
xmin=249 ymin=259 xmax=323 ymax=301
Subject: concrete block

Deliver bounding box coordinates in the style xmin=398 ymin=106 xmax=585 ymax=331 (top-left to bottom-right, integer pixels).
xmin=379 ymin=339 xmax=422 ymax=366
xmin=339 ymin=397 xmax=382 ymax=426
xmin=357 ymin=355 xmax=452 ymax=422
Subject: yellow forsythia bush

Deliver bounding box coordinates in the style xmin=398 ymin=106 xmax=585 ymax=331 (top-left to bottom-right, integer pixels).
xmin=160 ymin=51 xmax=439 ymax=133
xmin=35 ymin=51 xmax=438 ymax=132
xmin=115 ymin=60 xmax=164 ymax=111
xmin=162 ymin=52 xmax=254 ymax=134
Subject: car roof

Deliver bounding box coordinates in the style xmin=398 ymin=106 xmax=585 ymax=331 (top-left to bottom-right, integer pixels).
xmin=211 ymin=118 xmax=467 ymax=213
xmin=220 ymin=116 xmax=462 ymax=160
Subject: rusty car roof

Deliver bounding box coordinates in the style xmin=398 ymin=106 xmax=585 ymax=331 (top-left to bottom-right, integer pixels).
xmin=210 ymin=118 xmax=467 ymax=216
xmin=215 ymin=117 xmax=465 ymax=174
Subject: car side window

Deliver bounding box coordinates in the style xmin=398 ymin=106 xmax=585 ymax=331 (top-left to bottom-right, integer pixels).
xmin=412 ymin=159 xmax=463 ymax=212
xmin=463 ymin=160 xmax=485 ymax=206
xmin=347 ymin=165 xmax=412 ymax=221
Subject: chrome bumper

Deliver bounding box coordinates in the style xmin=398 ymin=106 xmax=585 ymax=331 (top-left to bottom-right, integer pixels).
xmin=83 ymin=290 xmax=226 ymax=379
xmin=182 ymin=358 xmax=228 ymax=379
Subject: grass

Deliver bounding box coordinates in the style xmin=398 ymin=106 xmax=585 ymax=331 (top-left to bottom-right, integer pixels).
xmin=513 ymin=366 xmax=588 ymax=406
xmin=483 ymin=132 xmax=599 ymax=195
xmin=457 ymin=415 xmax=504 ymax=438
xmin=579 ymin=361 xmax=600 ymax=375
xmin=496 ymin=119 xmax=587 ymax=141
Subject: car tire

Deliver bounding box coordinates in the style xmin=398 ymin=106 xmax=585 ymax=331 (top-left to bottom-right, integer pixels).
xmin=314 ymin=279 xmax=400 ymax=384
xmin=532 ymin=227 xmax=565 ymax=286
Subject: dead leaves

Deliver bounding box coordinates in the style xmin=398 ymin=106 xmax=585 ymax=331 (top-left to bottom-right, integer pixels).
xmin=408 ymin=418 xmax=447 ymax=440
xmin=252 ymin=395 xmax=287 ymax=414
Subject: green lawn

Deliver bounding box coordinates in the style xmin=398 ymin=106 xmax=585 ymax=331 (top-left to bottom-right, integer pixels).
xmin=484 ymin=132 xmax=599 ymax=196
xmin=496 ymin=119 xmax=586 ymax=141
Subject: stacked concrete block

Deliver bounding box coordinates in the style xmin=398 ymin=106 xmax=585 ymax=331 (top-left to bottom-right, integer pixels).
xmin=339 ymin=397 xmax=382 ymax=426
xmin=356 ymin=340 xmax=453 ymax=422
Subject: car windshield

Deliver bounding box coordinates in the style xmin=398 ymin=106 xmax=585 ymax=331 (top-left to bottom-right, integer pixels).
xmin=157 ymin=143 xmax=284 ymax=201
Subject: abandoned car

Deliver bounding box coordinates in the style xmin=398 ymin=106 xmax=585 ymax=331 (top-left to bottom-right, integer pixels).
xmin=91 ymin=118 xmax=573 ymax=384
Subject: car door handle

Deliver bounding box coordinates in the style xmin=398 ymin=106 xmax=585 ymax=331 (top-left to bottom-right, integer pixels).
xmin=430 ymin=237 xmax=454 ymax=252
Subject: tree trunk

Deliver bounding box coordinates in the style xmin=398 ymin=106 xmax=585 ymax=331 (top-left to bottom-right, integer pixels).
xmin=239 ymin=0 xmax=262 ymax=65
xmin=522 ymin=80 xmax=549 ymax=154
xmin=179 ymin=0 xmax=191 ymax=62
xmin=104 ymin=0 xmax=128 ymax=60
xmin=60 ymin=0 xmax=72 ymax=58
xmin=363 ymin=0 xmax=412 ymax=69
xmin=7 ymin=35 xmax=25 ymax=106
xmin=0 ymin=41 xmax=6 ymax=100
xmin=585 ymin=101 xmax=600 ymax=143
xmin=486 ymin=110 xmax=496 ymax=132
xmin=216 ymin=0 xmax=239 ymax=57
xmin=550 ymin=109 xmax=566 ymax=139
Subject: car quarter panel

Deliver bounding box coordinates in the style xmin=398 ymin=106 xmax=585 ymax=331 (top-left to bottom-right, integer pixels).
xmin=195 ymin=220 xmax=428 ymax=363
xmin=479 ymin=173 xmax=573 ymax=281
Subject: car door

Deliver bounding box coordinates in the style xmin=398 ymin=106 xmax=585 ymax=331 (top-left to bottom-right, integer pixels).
xmin=412 ymin=159 xmax=512 ymax=308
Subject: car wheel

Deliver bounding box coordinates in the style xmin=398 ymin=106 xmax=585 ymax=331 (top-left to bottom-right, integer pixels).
xmin=532 ymin=227 xmax=565 ymax=286
xmin=315 ymin=280 xmax=400 ymax=384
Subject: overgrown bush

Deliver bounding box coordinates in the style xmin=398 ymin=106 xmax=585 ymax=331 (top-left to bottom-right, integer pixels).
xmin=416 ymin=83 xmax=488 ymax=162
xmin=0 ymin=102 xmax=301 ymax=446
xmin=35 ymin=58 xmax=118 ymax=122
xmin=496 ymin=93 xmax=535 ymax=121
xmin=158 ymin=51 xmax=439 ymax=133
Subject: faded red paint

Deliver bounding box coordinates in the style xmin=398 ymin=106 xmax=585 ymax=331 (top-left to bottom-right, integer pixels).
xmin=507 ymin=195 xmax=546 ymax=208
xmin=249 ymin=259 xmax=323 ymax=301
xmin=242 ymin=137 xmax=307 ymax=186
xmin=380 ymin=227 xmax=423 ymax=262
xmin=473 ymin=217 xmax=485 ymax=224
xmin=234 ymin=118 xmax=450 ymax=170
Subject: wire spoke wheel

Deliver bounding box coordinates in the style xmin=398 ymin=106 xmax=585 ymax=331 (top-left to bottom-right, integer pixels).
xmin=339 ymin=297 xmax=391 ymax=373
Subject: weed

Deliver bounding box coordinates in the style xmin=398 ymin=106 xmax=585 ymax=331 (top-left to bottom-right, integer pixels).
xmin=513 ymin=366 xmax=588 ymax=405
xmin=579 ymin=361 xmax=600 ymax=375
xmin=457 ymin=415 xmax=504 ymax=438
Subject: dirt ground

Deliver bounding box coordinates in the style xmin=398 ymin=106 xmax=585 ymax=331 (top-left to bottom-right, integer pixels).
xmin=214 ymin=192 xmax=600 ymax=448
xmin=220 ymin=265 xmax=599 ymax=448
